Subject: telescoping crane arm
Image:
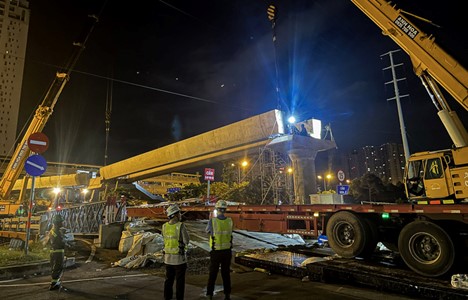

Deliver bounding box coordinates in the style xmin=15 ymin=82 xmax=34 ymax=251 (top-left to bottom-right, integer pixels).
xmin=0 ymin=15 xmax=99 ymax=200
xmin=351 ymin=0 xmax=468 ymax=147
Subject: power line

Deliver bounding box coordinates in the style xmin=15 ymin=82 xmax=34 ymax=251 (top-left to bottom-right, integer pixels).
xmin=27 ymin=60 xmax=254 ymax=112
xmin=73 ymin=69 xmax=254 ymax=112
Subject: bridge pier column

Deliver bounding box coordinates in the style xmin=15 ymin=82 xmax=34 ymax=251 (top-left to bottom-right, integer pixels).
xmin=288 ymin=149 xmax=318 ymax=204
xmin=267 ymin=134 xmax=337 ymax=205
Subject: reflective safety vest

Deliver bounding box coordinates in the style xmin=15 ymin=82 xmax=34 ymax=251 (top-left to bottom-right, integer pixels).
xmin=163 ymin=222 xmax=185 ymax=255
xmin=209 ymin=217 xmax=233 ymax=250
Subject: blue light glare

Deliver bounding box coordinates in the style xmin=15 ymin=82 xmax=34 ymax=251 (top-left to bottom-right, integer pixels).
xmin=288 ymin=116 xmax=296 ymax=123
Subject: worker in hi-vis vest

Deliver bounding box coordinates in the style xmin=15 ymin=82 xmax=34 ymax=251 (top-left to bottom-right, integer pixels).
xmin=206 ymin=200 xmax=233 ymax=300
xmin=162 ymin=204 xmax=190 ymax=300
xmin=47 ymin=214 xmax=66 ymax=291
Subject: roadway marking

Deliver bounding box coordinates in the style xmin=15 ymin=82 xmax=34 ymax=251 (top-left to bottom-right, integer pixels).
xmin=75 ymin=238 xmax=96 ymax=263
xmin=0 ymin=273 xmax=149 ymax=287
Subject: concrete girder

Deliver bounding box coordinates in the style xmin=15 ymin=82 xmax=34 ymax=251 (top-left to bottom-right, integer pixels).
xmin=99 ymin=110 xmax=285 ymax=183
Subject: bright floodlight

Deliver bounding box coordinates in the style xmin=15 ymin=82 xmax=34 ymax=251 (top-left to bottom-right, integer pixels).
xmin=53 ymin=187 xmax=61 ymax=194
xmin=287 ymin=116 xmax=296 ymax=124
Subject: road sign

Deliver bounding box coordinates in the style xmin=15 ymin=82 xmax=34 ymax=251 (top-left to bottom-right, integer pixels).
xmin=204 ymin=168 xmax=215 ymax=181
xmin=337 ymin=170 xmax=345 ymax=182
xmin=167 ymin=187 xmax=181 ymax=193
xmin=24 ymin=154 xmax=47 ymax=176
xmin=337 ymin=185 xmax=350 ymax=195
xmin=27 ymin=132 xmax=49 ymax=153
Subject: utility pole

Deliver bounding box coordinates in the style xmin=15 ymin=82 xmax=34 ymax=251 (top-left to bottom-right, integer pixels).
xmin=104 ymin=77 xmax=113 ymax=166
xmin=381 ymin=50 xmax=411 ymax=163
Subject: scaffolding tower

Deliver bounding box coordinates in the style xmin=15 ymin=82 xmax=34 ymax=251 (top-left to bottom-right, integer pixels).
xmin=259 ymin=147 xmax=294 ymax=204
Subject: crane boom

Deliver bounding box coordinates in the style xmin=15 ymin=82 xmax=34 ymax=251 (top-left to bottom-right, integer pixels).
xmin=0 ymin=15 xmax=99 ymax=200
xmin=351 ymin=0 xmax=468 ymax=147
xmin=351 ymin=0 xmax=468 ymax=108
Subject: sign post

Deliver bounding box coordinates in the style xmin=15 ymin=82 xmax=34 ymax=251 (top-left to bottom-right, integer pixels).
xmin=204 ymin=168 xmax=215 ymax=201
xmin=24 ymin=133 xmax=48 ymax=255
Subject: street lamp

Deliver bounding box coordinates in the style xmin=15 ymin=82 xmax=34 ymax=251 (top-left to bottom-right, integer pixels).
xmin=82 ymin=188 xmax=89 ymax=202
xmin=52 ymin=187 xmax=62 ymax=209
xmin=326 ymin=174 xmax=332 ymax=191
xmin=317 ymin=175 xmax=325 ymax=191
xmin=317 ymin=174 xmax=332 ymax=191
xmin=233 ymin=160 xmax=249 ymax=184
xmin=239 ymin=160 xmax=248 ymax=183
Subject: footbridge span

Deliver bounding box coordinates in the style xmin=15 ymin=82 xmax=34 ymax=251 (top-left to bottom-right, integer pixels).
xmin=96 ymin=109 xmax=336 ymax=204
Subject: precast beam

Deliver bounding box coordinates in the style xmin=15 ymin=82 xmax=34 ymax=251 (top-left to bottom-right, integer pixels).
xmin=99 ymin=110 xmax=286 ymax=182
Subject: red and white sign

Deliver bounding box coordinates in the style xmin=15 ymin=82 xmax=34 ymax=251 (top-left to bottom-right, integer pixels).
xmin=204 ymin=168 xmax=215 ymax=181
xmin=27 ymin=132 xmax=49 ymax=154
xmin=337 ymin=170 xmax=345 ymax=182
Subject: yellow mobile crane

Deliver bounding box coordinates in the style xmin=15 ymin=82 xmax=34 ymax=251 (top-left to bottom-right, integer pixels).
xmin=0 ymin=15 xmax=98 ymax=216
xmin=351 ymin=0 xmax=468 ymax=203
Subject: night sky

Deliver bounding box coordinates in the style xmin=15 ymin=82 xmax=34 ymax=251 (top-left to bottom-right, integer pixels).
xmin=18 ymin=0 xmax=467 ymax=167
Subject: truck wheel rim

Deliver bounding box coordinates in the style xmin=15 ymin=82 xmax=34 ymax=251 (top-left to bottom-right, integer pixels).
xmin=333 ymin=221 xmax=354 ymax=247
xmin=408 ymin=232 xmax=441 ymax=264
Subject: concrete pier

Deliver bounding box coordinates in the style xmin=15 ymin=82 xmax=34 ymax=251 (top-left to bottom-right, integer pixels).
xmin=267 ymin=135 xmax=336 ymax=204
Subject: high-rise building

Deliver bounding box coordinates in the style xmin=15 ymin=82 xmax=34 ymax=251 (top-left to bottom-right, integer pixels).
xmin=379 ymin=143 xmax=405 ymax=185
xmin=0 ymin=0 xmax=30 ymax=156
xmin=344 ymin=143 xmax=405 ymax=184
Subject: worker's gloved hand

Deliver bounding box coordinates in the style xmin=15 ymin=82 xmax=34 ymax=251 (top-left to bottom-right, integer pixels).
xmin=60 ymin=227 xmax=70 ymax=233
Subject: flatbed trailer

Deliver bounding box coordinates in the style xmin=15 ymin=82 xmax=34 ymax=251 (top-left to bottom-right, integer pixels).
xmin=235 ymin=249 xmax=468 ymax=300
xmin=127 ymin=202 xmax=468 ymax=277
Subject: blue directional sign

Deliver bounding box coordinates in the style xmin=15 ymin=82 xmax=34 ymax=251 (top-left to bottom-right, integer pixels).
xmin=167 ymin=187 xmax=182 ymax=193
xmin=337 ymin=185 xmax=350 ymax=195
xmin=24 ymin=154 xmax=47 ymax=176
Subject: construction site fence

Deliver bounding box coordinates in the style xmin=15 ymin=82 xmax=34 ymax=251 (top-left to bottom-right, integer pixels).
xmin=0 ymin=200 xmax=127 ymax=238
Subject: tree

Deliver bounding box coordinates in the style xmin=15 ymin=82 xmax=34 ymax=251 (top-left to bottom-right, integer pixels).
xmin=350 ymin=173 xmax=385 ymax=202
xmin=350 ymin=173 xmax=406 ymax=203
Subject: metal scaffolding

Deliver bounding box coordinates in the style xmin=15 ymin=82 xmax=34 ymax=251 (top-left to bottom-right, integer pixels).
xmin=259 ymin=147 xmax=293 ymax=205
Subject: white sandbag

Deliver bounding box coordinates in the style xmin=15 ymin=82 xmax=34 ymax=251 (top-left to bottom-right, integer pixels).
xmin=143 ymin=234 xmax=164 ymax=255
xmin=119 ymin=230 xmax=134 ymax=253
xmin=127 ymin=232 xmax=158 ymax=257
xmin=112 ymin=255 xmax=139 ymax=267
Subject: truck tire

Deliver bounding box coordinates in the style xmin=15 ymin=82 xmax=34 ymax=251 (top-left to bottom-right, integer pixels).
xmin=326 ymin=211 xmax=374 ymax=258
xmin=398 ymin=221 xmax=455 ymax=277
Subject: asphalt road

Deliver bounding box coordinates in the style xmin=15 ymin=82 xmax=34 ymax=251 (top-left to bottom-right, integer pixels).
xmin=0 ymin=241 xmax=418 ymax=300
xmin=0 ymin=265 xmax=417 ymax=300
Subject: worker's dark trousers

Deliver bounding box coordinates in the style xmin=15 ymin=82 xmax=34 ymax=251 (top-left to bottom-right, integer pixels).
xmin=164 ymin=263 xmax=187 ymax=300
xmin=206 ymin=249 xmax=232 ymax=297
xmin=50 ymin=250 xmax=64 ymax=284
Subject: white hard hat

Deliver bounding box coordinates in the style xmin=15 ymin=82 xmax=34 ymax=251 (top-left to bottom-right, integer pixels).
xmin=215 ymin=200 xmax=227 ymax=209
xmin=166 ymin=204 xmax=180 ymax=217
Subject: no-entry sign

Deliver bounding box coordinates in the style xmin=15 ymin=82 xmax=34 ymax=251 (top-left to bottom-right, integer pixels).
xmin=27 ymin=132 xmax=49 ymax=153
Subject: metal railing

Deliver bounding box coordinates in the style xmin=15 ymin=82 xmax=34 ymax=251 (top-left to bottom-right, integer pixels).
xmin=1 ymin=200 xmax=126 ymax=239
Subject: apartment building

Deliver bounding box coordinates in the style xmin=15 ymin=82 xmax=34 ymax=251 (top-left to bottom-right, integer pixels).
xmin=0 ymin=0 xmax=29 ymax=156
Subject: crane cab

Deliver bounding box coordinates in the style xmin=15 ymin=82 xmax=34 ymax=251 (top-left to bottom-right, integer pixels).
xmin=405 ymin=147 xmax=468 ymax=202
